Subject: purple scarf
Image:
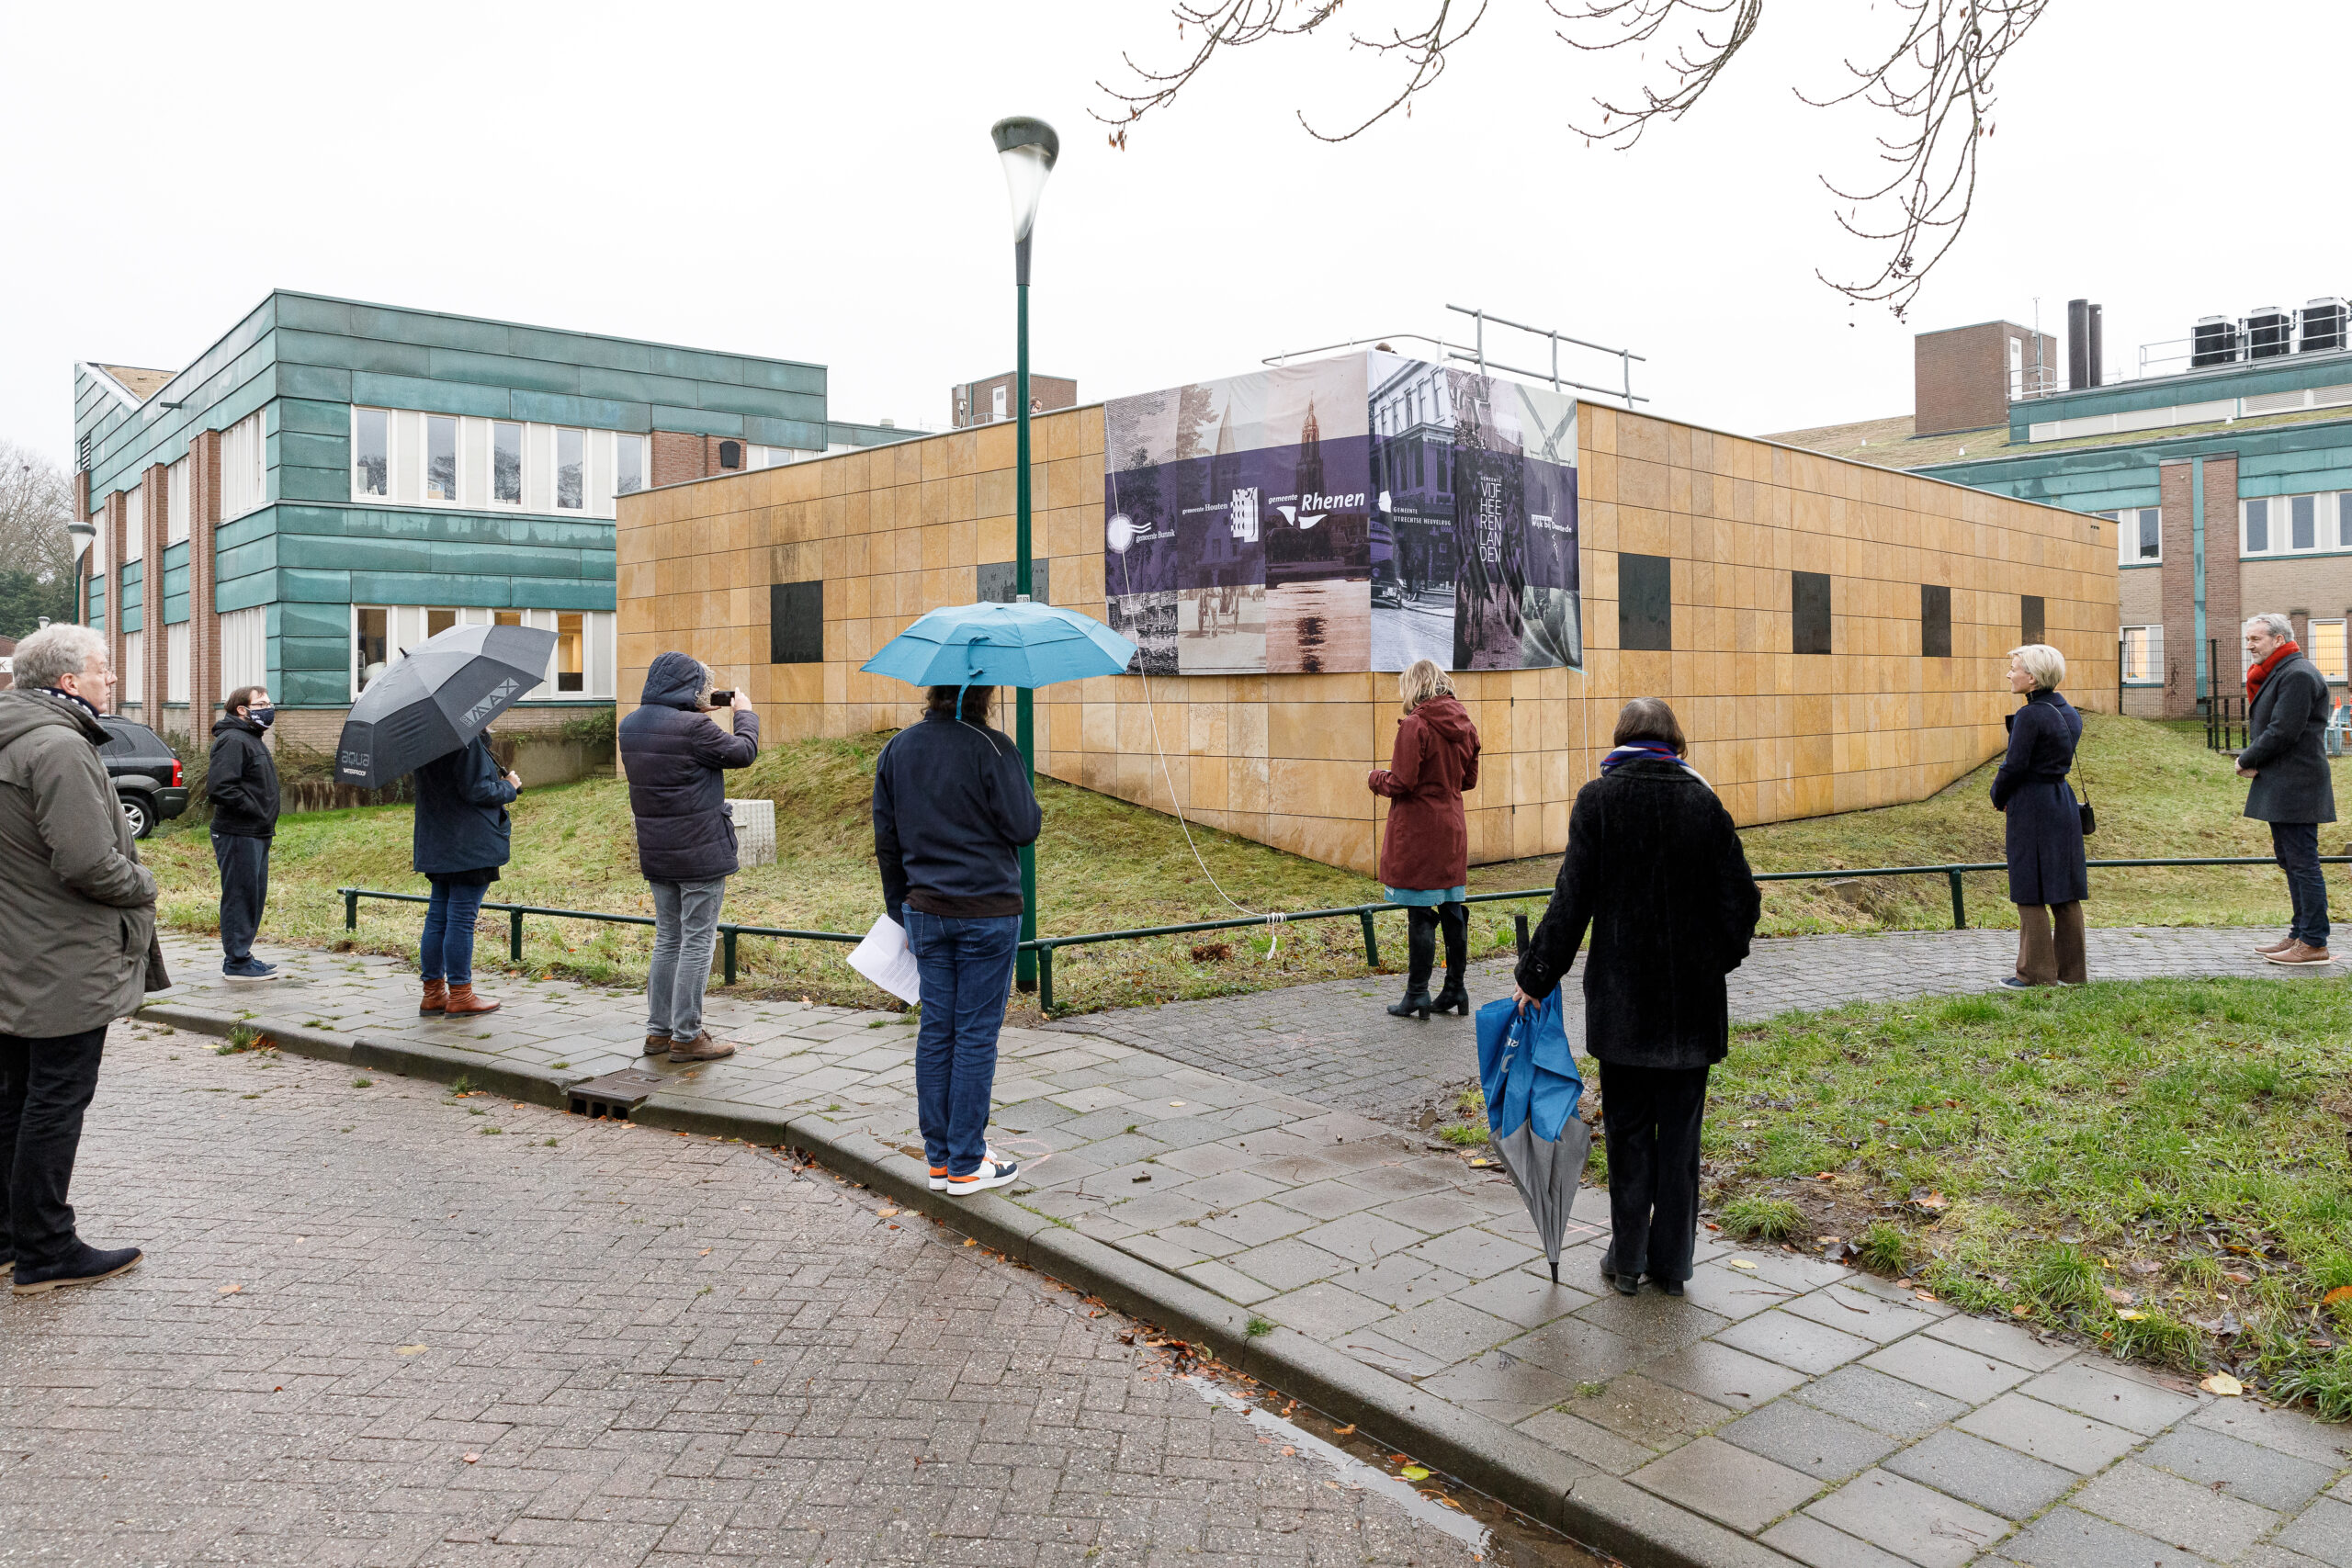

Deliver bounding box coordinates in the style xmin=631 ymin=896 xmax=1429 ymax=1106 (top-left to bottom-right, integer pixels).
xmin=1600 ymin=741 xmax=1684 ymax=774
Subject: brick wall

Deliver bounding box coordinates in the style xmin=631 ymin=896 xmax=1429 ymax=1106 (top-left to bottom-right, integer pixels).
xmin=2157 ymin=463 xmax=2196 ymax=716
xmin=2206 ymin=457 xmax=2243 ymax=694
xmin=187 ymin=429 xmax=221 ymax=729
xmin=103 ymin=490 xmax=127 ymax=716
xmin=141 ymin=465 xmax=167 ymax=734
xmin=650 ymin=431 xmax=708 ymax=490
xmin=952 ymin=373 xmax=1079 ymax=429
xmin=1914 ymin=322 xmax=2057 ymax=437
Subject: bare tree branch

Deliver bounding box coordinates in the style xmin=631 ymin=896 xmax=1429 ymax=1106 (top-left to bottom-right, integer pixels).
xmin=0 ymin=440 xmax=76 ymax=586
xmin=1098 ymin=0 xmax=2050 ymax=314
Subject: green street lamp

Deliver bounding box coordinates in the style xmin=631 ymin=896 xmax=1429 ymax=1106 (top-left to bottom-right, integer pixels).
xmin=991 ymin=114 xmax=1058 ymax=992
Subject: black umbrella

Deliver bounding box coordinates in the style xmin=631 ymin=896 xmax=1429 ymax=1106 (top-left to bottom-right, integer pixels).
xmin=334 ymin=623 xmax=558 ymax=788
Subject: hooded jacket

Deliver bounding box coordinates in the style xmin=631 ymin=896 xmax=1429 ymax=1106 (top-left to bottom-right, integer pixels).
xmin=1369 ymin=694 xmax=1481 ymax=891
xmin=0 ymin=688 xmax=158 ymax=1036
xmin=207 ymin=712 xmax=280 ymax=838
xmin=617 ymin=651 xmax=760 ymax=883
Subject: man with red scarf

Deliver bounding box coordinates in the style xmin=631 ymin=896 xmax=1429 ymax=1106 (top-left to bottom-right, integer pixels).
xmin=2236 ymin=614 xmax=2336 ymax=964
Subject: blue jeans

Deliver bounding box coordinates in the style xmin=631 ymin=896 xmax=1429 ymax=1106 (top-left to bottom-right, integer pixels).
xmin=903 ymin=910 xmax=1020 ymax=1177
xmin=646 ymin=877 xmax=728 ymax=1043
xmin=420 ymin=879 xmax=489 ymax=985
xmin=2271 ymin=821 xmax=2330 ymax=946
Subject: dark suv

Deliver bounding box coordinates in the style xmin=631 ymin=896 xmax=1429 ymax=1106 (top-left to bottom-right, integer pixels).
xmin=97 ymin=716 xmax=188 ymax=839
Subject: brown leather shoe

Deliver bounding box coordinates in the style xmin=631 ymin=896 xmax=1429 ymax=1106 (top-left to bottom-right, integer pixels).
xmin=2254 ymin=934 xmax=2297 ymax=956
xmin=419 ymin=978 xmax=447 ymax=1015
xmin=443 ymin=983 xmax=502 ymax=1016
xmin=2266 ymin=942 xmax=2335 ymax=966
xmin=644 ymin=1034 xmax=672 ymax=1055
xmin=665 ymin=1031 xmax=735 ymax=1062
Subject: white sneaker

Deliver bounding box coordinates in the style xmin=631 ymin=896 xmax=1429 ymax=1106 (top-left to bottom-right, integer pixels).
xmin=944 ymin=1156 xmax=1020 ymax=1195
xmin=929 ymin=1146 xmax=1009 ymax=1191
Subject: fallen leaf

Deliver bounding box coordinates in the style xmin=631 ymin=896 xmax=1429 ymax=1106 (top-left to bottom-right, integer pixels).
xmin=1279 ymin=1445 xmax=1295 ymax=1456
xmin=396 ymin=1344 xmax=428 ymax=1356
xmin=218 ymin=1283 xmax=243 ymax=1295
xmin=2011 ymin=1305 xmax=2033 ymax=1317
xmin=1913 ymin=1191 xmax=1949 ymax=1212
xmin=2324 ymin=1286 xmax=2352 ymax=1308
xmin=964 ymin=1238 xmax=977 ymax=1247
xmin=2117 ymin=1309 xmax=2147 ymax=1321
xmin=877 ymin=1210 xmax=898 ymax=1218
xmin=2103 ymin=1287 xmax=2136 ymax=1306
xmin=2225 ymin=1270 xmax=2255 ymax=1284
xmin=2200 ymin=1373 xmax=2244 ymax=1396
xmin=699 ymin=1248 xmax=712 ymax=1256
xmin=1169 ymin=1100 xmax=1186 ymax=1108
xmin=1728 ymin=1259 xmax=1758 ymax=1270
xmin=1400 ymin=1465 xmax=1430 ymax=1481
xmin=462 ymin=1453 xmax=480 ymax=1464
xmin=2128 ymin=1260 xmax=2162 ymax=1276
xmin=1332 ymin=1423 xmax=1356 ymax=1436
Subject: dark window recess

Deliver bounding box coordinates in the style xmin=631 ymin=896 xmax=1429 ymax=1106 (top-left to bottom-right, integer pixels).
xmin=1792 ymin=570 xmax=1832 ymax=656
xmin=769 ymin=581 xmax=824 ymax=664
xmin=2021 ymin=594 xmax=2045 ymax=646
xmin=1921 ymin=583 xmax=1952 ymax=659
xmin=977 ymin=559 xmax=1051 ymax=604
xmin=1619 ymin=553 xmax=1672 ymax=651
xmin=718 ymin=440 xmax=743 ymax=470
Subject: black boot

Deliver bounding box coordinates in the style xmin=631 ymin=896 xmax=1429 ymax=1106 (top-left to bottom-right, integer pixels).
xmin=1387 ymin=908 xmax=1437 ymax=1020
xmin=1430 ymin=903 xmax=1470 ymax=1016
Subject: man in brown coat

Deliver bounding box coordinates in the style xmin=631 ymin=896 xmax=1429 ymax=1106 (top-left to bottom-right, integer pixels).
xmin=0 ymin=624 xmax=153 ymax=1294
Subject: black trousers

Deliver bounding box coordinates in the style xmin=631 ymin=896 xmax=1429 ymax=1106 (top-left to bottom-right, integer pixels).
xmin=1600 ymin=1062 xmax=1710 ymax=1283
xmin=213 ymin=831 xmax=271 ymax=964
xmin=0 ymin=1025 xmax=107 ymax=1269
xmin=2271 ymin=821 xmax=2330 ymax=946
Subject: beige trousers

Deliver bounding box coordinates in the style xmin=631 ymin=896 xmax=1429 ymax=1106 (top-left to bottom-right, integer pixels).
xmin=2016 ymin=901 xmax=2087 ymax=986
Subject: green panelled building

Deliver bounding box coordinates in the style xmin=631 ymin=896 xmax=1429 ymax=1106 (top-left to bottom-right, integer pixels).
xmin=75 ymin=290 xmax=907 ymax=746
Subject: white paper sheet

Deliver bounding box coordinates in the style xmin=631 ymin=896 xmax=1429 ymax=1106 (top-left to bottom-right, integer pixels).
xmin=847 ymin=915 xmax=922 ymax=1005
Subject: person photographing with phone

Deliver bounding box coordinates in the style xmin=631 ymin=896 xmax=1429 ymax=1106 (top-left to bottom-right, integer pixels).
xmin=619 ymin=652 xmax=761 ymax=1060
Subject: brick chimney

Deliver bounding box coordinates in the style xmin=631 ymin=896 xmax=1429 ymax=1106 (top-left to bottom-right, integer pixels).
xmin=1914 ymin=320 xmax=2058 ymax=436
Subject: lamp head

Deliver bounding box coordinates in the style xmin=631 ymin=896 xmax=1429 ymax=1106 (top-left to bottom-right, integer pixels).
xmin=65 ymin=519 xmax=95 ymax=564
xmin=990 ymin=116 xmax=1059 ymax=246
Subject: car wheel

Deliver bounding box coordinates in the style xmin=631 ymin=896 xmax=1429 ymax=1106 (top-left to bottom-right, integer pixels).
xmin=119 ymin=793 xmax=153 ymax=840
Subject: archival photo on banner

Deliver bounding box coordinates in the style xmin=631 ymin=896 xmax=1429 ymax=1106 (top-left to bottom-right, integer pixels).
xmin=1104 ymin=350 xmax=1577 ymax=675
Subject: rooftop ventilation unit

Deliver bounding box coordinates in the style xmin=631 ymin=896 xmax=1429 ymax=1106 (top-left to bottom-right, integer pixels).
xmin=2192 ymin=315 xmax=2239 ymax=367
xmin=2301 ymin=298 xmax=2348 ymax=354
xmin=2246 ymin=306 xmax=2294 ymax=359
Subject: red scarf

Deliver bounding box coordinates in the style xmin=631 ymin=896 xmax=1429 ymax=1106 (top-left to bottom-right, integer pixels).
xmin=2246 ymin=639 xmax=2301 ymax=701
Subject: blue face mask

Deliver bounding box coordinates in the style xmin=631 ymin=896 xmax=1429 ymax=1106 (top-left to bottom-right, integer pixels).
xmin=250 ymin=704 xmax=275 ymax=729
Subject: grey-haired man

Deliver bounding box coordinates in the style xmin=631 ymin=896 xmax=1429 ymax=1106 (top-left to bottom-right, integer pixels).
xmin=2237 ymin=614 xmax=2335 ymax=964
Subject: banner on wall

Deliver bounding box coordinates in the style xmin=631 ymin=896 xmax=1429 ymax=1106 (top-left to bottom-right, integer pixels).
xmin=1102 ymin=351 xmax=1579 ymax=675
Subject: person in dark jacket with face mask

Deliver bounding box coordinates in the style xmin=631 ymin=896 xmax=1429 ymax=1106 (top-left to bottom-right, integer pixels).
xmin=412 ymin=734 xmax=520 ymax=1019
xmin=207 ymin=685 xmax=281 ymax=980
xmin=618 ymin=652 xmax=760 ymax=1061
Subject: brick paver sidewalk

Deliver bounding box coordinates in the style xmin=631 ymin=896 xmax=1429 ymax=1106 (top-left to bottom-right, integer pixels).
xmin=146 ymin=929 xmax=2352 ymax=1567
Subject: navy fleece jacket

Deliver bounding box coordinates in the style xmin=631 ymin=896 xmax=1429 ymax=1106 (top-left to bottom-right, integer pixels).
xmin=872 ymin=713 xmax=1043 ymax=920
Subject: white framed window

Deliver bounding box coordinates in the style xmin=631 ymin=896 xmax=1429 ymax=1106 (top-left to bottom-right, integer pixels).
xmin=2311 ymin=619 xmax=2349 ymax=683
xmin=554 ymin=428 xmax=585 ymax=510
xmin=166 ymin=622 xmax=189 ymax=704
xmin=2101 ymin=506 xmax=2159 ymax=564
xmin=616 ymin=433 xmax=646 ymax=496
xmin=2244 ymin=491 xmax=2352 ymax=557
xmin=122 ymin=630 xmax=143 ymax=704
xmin=352 ymin=604 xmax=614 ymax=700
xmin=166 ymin=458 xmax=189 ymax=545
xmin=121 ymin=485 xmax=143 ymax=564
xmin=221 ymin=413 xmax=264 ymax=519
xmin=424 ymin=415 xmax=459 ymax=503
xmin=2120 ymin=625 xmax=2164 ymax=684
xmin=354 ymin=407 xmax=390 ymax=496
xmin=493 ymin=421 xmax=524 ymax=504
xmin=220 ymin=606 xmax=266 ymax=695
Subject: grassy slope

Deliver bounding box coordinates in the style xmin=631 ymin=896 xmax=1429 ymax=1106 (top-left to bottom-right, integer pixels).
xmin=142 ymin=713 xmax=2347 ymax=1013
xmin=1701 ymin=979 xmax=2352 ymax=1419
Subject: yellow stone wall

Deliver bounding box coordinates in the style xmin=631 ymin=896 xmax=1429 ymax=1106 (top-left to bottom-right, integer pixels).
xmin=616 ymin=400 xmax=2117 ymax=875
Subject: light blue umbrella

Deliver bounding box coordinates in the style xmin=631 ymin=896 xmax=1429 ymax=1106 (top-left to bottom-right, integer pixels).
xmin=860 ymin=601 xmax=1136 ymax=689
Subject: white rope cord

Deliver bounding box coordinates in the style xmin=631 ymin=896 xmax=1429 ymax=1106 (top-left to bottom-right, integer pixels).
xmin=1117 ymin=549 xmax=1289 ymax=959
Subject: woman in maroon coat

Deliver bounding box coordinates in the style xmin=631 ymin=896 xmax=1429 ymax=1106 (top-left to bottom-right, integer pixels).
xmin=1369 ymin=659 xmax=1482 ymax=1020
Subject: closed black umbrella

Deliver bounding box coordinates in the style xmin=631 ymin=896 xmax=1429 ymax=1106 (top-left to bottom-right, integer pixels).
xmin=334 ymin=623 xmax=558 ymax=788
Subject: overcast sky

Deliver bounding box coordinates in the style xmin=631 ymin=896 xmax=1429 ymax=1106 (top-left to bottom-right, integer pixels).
xmin=5 ymin=0 xmax=2346 ymax=469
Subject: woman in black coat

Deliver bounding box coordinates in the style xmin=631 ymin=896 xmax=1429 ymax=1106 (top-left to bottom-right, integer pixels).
xmin=412 ymin=733 xmax=520 ymax=1018
xmin=1992 ymin=644 xmax=2087 ymax=987
xmin=1512 ymin=699 xmax=1761 ymax=1297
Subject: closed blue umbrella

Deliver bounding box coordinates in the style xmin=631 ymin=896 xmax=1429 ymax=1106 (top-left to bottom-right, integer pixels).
xmin=860 ymin=601 xmax=1136 ymax=690
xmin=1475 ymin=992 xmax=1594 ymax=1283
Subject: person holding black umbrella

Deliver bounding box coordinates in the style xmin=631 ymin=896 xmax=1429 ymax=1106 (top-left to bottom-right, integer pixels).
xmin=413 ymin=733 xmax=520 ymax=1018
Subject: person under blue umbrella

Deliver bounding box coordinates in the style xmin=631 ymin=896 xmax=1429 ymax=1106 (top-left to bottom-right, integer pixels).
xmin=872 ymin=684 xmax=1042 ymax=1197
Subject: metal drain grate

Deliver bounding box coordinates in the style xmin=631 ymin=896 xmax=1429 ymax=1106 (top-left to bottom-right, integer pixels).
xmin=566 ymin=1068 xmax=666 ymax=1120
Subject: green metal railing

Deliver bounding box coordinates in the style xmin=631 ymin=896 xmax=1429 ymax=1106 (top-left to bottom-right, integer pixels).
xmin=340 ymin=852 xmax=2346 ymax=1012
